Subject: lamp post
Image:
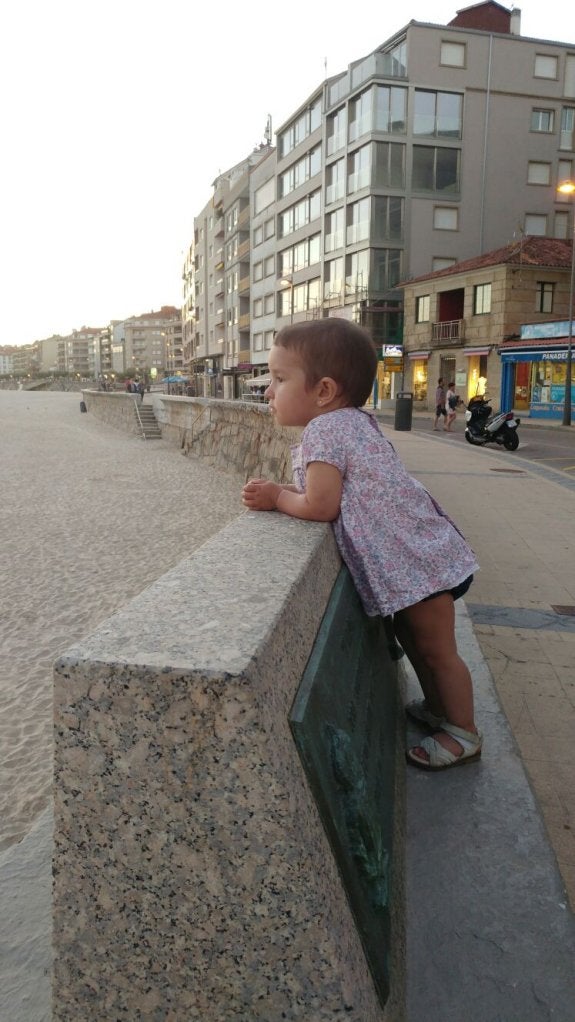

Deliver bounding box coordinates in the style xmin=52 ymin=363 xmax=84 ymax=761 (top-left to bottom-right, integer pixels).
xmin=557 ymin=180 xmax=575 ymax=426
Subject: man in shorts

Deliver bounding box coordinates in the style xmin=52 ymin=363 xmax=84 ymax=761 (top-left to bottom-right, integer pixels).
xmin=434 ymin=378 xmax=447 ymax=430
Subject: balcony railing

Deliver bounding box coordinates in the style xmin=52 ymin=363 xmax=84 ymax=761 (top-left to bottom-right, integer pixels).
xmin=239 ymin=313 xmax=250 ymax=331
xmin=238 ymin=239 xmax=250 ymax=260
xmin=431 ymin=319 xmax=465 ymax=346
xmin=238 ymin=275 xmax=250 ymax=295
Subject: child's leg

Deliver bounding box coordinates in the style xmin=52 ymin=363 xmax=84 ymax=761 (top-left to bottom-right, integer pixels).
xmin=395 ymin=593 xmax=478 ymax=760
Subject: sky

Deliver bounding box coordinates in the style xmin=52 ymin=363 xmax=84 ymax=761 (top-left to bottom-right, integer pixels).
xmin=1 ymin=0 xmax=571 ymax=347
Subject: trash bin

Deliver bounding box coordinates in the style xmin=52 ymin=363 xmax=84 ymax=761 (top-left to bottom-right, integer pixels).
xmin=394 ymin=391 xmax=413 ymax=431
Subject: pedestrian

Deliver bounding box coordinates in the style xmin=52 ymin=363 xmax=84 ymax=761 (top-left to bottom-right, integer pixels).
xmin=241 ymin=319 xmax=482 ymax=770
xmin=138 ymin=380 xmax=145 ymax=402
xmin=433 ymin=377 xmax=447 ymax=430
xmin=445 ymin=380 xmax=459 ymax=431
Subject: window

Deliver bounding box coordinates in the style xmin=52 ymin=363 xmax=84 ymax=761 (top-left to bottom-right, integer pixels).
xmin=253 ymin=261 xmax=263 ymax=282
xmin=324 ymin=257 xmax=344 ymax=299
xmin=278 ymin=99 xmax=322 ymax=158
xmin=525 ymin=213 xmax=547 ymax=235
xmin=372 ymin=250 xmax=401 ymax=291
xmin=346 ymin=198 xmax=370 ymax=244
xmin=325 ymin=207 xmax=345 ymax=251
xmin=348 ymin=87 xmax=373 ymax=142
xmin=265 ymin=330 xmax=275 ymax=349
xmin=554 ymin=211 xmax=569 ymax=238
xmin=264 ymin=256 xmax=275 ymax=277
xmin=253 ymin=298 xmax=263 ymax=318
xmin=527 ymin=161 xmax=551 ymax=185
xmin=433 ymin=206 xmax=458 ymax=230
xmin=253 ymin=225 xmax=263 ymax=246
xmin=413 ymin=91 xmax=462 ymax=138
xmin=412 ymin=146 xmax=460 ymax=193
xmin=346 ymin=250 xmax=370 ymax=294
xmin=264 ymin=293 xmax=275 ymax=314
xmin=474 ymin=284 xmax=492 ymax=315
xmin=347 ymin=144 xmax=371 ymax=193
xmin=326 ymin=159 xmax=345 ymax=204
xmin=536 ymin=282 xmax=554 ymax=313
xmin=565 ymin=55 xmax=575 ymax=98
xmin=264 ymin=217 xmax=275 ymax=239
xmin=416 ymin=295 xmax=431 ymax=322
xmin=327 ymin=107 xmax=346 ymax=155
xmin=279 ymin=146 xmax=321 ymax=197
xmin=373 ymin=142 xmax=405 ymax=188
xmin=432 ymin=257 xmax=457 ymax=271
xmin=531 ymin=108 xmax=555 ymax=132
xmin=558 ymin=160 xmax=573 ymax=189
xmin=254 ymin=179 xmax=274 ymax=215
xmin=279 ymin=191 xmax=321 ymax=237
xmin=375 ymin=85 xmax=407 ymax=134
xmin=440 ymin=41 xmax=465 ymax=68
xmin=534 ymin=54 xmax=558 ymax=79
xmin=373 ymin=196 xmax=403 ymax=242
xmin=253 ymin=332 xmax=264 ymax=352
xmin=560 ymin=108 xmax=575 ymax=150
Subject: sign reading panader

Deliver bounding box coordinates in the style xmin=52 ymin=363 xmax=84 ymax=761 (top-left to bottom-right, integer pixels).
xmin=289 ymin=567 xmax=399 ymax=1008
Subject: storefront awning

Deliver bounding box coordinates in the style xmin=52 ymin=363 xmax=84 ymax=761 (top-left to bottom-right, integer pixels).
xmin=407 ymin=351 xmax=430 ymax=360
xmin=463 ymin=348 xmax=490 ymax=356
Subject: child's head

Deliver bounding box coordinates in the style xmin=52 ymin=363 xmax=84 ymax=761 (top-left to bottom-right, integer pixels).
xmin=273 ymin=318 xmax=377 ymax=407
xmin=449 ymin=380 xmax=455 ymax=388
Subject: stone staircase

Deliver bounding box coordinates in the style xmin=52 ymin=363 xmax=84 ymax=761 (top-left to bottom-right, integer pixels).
xmin=134 ymin=401 xmax=162 ymax=440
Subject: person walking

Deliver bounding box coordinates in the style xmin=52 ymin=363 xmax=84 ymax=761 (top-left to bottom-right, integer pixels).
xmin=434 ymin=378 xmax=447 ymax=431
xmin=445 ymin=381 xmax=459 ymax=432
xmin=242 ymin=319 xmax=482 ymax=771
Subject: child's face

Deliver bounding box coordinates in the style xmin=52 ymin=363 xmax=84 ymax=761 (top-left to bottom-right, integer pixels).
xmin=265 ymin=345 xmax=320 ymax=427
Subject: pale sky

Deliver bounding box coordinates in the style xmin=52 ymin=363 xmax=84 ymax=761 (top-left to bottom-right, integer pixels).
xmin=0 ymin=0 xmax=571 ymax=347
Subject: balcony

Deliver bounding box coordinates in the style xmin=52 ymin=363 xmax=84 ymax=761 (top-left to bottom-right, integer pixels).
xmin=238 ymin=239 xmax=250 ymax=260
xmin=214 ymin=217 xmax=224 ymax=237
xmin=431 ymin=319 xmax=465 ymax=346
xmin=239 ymin=313 xmax=250 ymax=331
xmin=238 ymin=275 xmax=250 ymax=295
xmin=238 ymin=206 xmax=250 ymax=229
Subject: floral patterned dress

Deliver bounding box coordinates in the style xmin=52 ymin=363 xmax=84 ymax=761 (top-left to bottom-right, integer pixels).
xmin=291 ymin=408 xmax=478 ymax=617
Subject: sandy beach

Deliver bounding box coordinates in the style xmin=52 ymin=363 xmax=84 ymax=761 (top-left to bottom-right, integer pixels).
xmin=0 ymin=390 xmax=242 ymax=852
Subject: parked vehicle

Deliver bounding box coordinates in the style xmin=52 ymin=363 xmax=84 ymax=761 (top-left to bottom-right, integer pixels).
xmin=464 ymin=396 xmax=520 ymax=450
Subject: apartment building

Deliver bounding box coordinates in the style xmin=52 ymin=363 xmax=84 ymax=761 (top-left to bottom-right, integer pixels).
xmin=57 ymin=328 xmax=104 ymax=377
xmin=0 ymin=350 xmax=15 ymax=376
xmin=123 ymin=306 xmax=181 ymax=380
xmin=184 ymin=1 xmax=575 ymax=397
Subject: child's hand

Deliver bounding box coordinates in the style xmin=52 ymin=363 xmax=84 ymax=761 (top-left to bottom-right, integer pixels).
xmin=242 ymin=478 xmax=282 ymax=512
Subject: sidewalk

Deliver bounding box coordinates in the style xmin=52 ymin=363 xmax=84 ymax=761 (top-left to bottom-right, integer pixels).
xmin=389 ymin=424 xmax=575 ymax=1019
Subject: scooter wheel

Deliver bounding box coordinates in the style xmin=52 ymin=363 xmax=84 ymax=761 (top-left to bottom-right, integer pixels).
xmin=503 ymin=431 xmax=519 ymax=451
xmin=465 ymin=431 xmax=476 ymax=444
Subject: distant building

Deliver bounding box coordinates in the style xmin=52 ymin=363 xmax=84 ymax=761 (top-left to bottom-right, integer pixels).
xmin=58 ymin=328 xmax=104 ymax=377
xmin=123 ymin=306 xmax=181 ymax=379
xmin=399 ymin=235 xmax=573 ymax=418
xmin=0 ymin=350 xmax=14 ymax=376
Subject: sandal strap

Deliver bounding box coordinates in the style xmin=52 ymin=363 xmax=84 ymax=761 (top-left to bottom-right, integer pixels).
xmin=417 ymin=735 xmax=458 ymax=767
xmin=441 ymin=723 xmax=482 ymax=749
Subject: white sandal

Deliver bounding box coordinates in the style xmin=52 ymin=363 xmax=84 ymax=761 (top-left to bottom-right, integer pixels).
xmin=407 ymin=722 xmax=483 ymax=771
xmin=405 ymin=699 xmax=446 ymax=730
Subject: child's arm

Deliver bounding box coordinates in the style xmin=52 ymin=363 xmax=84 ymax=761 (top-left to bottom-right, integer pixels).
xmin=242 ymin=462 xmax=342 ymax=522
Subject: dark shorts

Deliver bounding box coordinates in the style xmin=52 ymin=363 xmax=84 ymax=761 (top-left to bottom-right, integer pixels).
xmin=423 ymin=573 xmax=474 ymax=603
xmin=435 ymin=404 xmax=447 ymax=417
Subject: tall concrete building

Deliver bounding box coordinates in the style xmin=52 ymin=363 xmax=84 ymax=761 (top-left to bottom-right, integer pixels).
xmin=184 ymin=2 xmax=575 ymax=398
xmin=123 ymin=306 xmax=181 ymax=380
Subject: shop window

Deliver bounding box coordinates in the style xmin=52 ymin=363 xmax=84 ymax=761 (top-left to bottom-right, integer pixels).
xmin=536 ymin=281 xmax=554 ymax=313
xmin=416 ymin=295 xmax=431 ymax=322
xmin=474 ymin=283 xmax=491 ymax=315
xmin=412 ymin=359 xmax=428 ymax=402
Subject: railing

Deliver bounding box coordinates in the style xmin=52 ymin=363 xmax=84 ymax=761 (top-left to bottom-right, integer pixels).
xmin=238 ymin=239 xmax=250 ymax=260
xmin=239 ymin=314 xmax=250 ymax=331
xmin=431 ymin=319 xmax=465 ymax=345
xmin=238 ymin=275 xmax=250 ymax=294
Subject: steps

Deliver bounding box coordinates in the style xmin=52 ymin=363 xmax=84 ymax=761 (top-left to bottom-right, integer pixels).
xmin=134 ymin=401 xmax=162 ymax=439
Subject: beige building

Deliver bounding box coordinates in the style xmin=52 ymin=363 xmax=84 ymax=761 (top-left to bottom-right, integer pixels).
xmin=123 ymin=306 xmax=181 ymax=380
xmin=399 ymin=235 xmax=573 ymax=414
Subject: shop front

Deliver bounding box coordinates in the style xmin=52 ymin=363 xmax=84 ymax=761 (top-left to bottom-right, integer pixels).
xmin=500 ymin=321 xmax=574 ymax=420
xmin=375 ymin=344 xmax=404 ymax=406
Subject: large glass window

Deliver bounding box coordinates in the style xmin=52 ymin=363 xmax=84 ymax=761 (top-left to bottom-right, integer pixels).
xmin=373 ymin=196 xmax=404 ymax=242
xmin=413 ymin=90 xmax=462 ymax=138
xmin=348 ymin=87 xmax=373 ymax=143
xmin=327 ymin=108 xmax=346 ymax=155
xmin=373 ymin=142 xmax=405 ymax=188
xmin=345 ymin=250 xmax=370 ymax=294
xmin=347 ymin=144 xmax=371 ymax=193
xmin=326 ymin=159 xmax=345 ymax=204
xmin=416 ymin=296 xmax=430 ymax=322
xmin=325 ymin=207 xmax=345 ymax=251
xmin=412 ymin=146 xmax=460 ymax=193
xmin=279 ymin=146 xmax=322 ymax=198
xmin=279 ymin=191 xmax=321 ymax=238
xmin=346 ymin=198 xmax=370 ymax=245
xmin=324 ymin=257 xmax=344 ymax=299
xmin=278 ymin=99 xmax=323 ymax=158
xmin=372 ymin=250 xmax=402 ymax=292
xmin=474 ymin=283 xmax=491 ymax=315
xmin=375 ymin=86 xmax=407 ymax=133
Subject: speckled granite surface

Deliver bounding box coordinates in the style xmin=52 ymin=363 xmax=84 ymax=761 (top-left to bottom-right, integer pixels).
xmin=53 ymin=513 xmax=394 ymax=1020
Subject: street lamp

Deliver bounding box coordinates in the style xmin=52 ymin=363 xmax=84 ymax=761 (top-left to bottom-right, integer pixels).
xmin=557 ymin=180 xmax=575 ymax=426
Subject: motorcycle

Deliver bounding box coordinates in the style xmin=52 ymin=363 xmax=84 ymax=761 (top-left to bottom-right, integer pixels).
xmin=464 ymin=396 xmax=520 ymax=450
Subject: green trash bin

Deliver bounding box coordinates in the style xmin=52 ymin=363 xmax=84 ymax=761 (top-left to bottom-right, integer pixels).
xmin=394 ymin=391 xmax=413 ymax=431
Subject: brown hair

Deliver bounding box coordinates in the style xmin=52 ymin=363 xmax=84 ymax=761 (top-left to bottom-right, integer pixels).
xmin=273 ymin=318 xmax=378 ymax=407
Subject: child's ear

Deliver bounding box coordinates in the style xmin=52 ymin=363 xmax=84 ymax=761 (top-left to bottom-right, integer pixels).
xmin=316 ymin=376 xmax=340 ymax=404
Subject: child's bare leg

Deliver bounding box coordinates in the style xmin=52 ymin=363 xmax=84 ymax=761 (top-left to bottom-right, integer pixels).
xmin=393 ymin=615 xmax=444 ymax=717
xmin=395 ymin=594 xmax=478 ymax=759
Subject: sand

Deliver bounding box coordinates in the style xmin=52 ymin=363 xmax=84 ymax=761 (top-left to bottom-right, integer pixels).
xmin=0 ymin=390 xmax=242 ymax=852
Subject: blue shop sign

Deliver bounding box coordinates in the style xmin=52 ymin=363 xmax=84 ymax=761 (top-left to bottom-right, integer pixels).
xmin=521 ymin=321 xmax=573 ymax=340
xmin=501 ymin=348 xmax=567 ymax=362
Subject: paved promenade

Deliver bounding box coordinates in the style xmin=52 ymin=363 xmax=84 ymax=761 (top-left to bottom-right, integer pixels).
xmin=1 ymin=393 xmax=574 ymax=1019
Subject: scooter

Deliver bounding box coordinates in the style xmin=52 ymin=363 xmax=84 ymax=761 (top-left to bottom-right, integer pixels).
xmin=464 ymin=396 xmax=520 ymax=450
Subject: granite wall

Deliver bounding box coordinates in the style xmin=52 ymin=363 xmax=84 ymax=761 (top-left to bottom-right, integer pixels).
xmin=53 ymin=512 xmax=405 ymax=1021
xmin=82 ymin=390 xmax=142 ymax=436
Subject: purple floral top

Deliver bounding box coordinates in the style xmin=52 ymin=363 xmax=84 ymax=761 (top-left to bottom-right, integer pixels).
xmin=291 ymin=408 xmax=478 ymax=616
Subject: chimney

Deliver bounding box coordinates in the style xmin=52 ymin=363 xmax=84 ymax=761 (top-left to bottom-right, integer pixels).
xmin=510 ymin=8 xmax=521 ymax=35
